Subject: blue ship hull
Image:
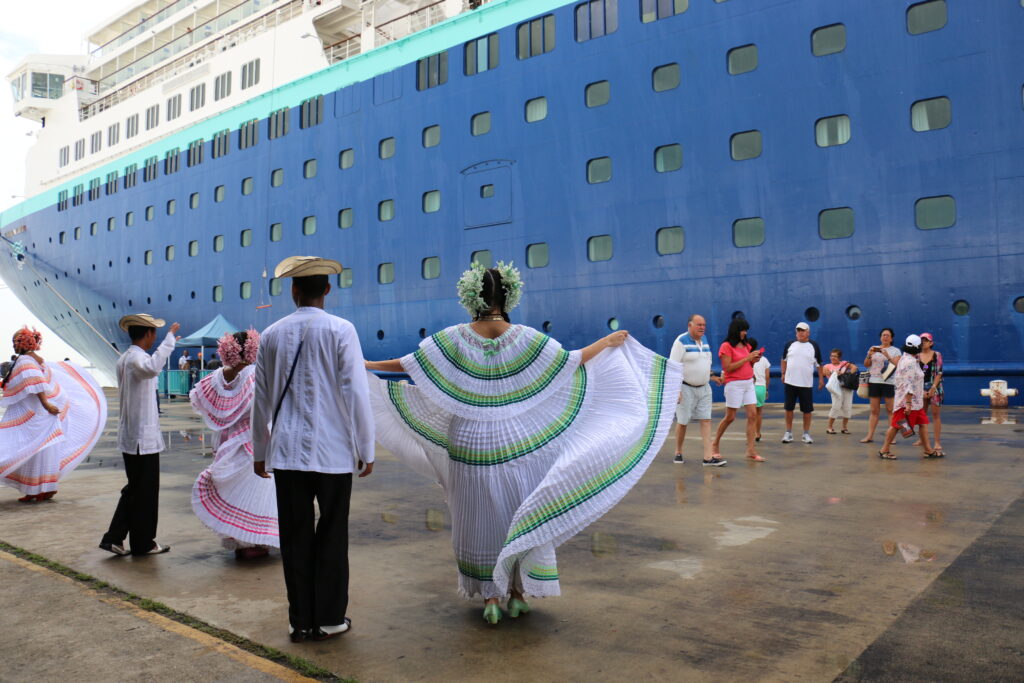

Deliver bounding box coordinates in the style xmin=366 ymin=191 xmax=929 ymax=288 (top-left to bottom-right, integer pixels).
xmin=2 ymin=0 xmax=1023 ymax=405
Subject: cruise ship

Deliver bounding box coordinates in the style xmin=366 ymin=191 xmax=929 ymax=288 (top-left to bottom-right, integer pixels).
xmin=2 ymin=0 xmax=1022 ymax=404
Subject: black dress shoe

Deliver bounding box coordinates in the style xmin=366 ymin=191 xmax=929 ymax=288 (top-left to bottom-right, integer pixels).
xmin=289 ymin=627 xmax=313 ymax=643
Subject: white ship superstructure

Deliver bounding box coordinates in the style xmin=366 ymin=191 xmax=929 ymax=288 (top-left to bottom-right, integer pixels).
xmin=8 ymin=0 xmax=470 ymax=196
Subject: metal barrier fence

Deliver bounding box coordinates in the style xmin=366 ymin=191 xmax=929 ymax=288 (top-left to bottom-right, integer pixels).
xmin=158 ymin=369 xmax=213 ymax=396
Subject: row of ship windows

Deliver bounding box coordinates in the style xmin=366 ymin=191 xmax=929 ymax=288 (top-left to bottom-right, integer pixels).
xmin=54 ymin=194 xmax=958 ymax=251
xmin=54 ymin=0 xmax=960 ymax=196
xmin=57 ymin=59 xmax=261 ymax=168
xmin=418 ymin=0 xmax=950 ymax=89
xmin=54 ymin=87 xmax=958 ymax=213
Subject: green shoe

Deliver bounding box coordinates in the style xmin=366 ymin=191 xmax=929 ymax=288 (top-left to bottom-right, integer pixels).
xmin=483 ymin=603 xmax=502 ymax=625
xmin=507 ymin=598 xmax=531 ymax=618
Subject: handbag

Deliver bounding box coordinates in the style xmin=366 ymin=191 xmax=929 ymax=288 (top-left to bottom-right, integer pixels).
xmin=839 ymin=364 xmax=859 ymax=390
xmin=856 ymin=371 xmax=871 ymax=399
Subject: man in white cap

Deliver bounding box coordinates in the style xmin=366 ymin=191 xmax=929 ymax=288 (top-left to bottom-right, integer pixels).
xmin=251 ymin=256 xmax=375 ymax=643
xmin=99 ymin=314 xmax=180 ymax=556
xmin=780 ymin=322 xmax=823 ymax=444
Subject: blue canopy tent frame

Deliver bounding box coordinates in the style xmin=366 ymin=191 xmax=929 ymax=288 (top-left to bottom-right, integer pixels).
xmin=161 ymin=314 xmax=241 ymax=397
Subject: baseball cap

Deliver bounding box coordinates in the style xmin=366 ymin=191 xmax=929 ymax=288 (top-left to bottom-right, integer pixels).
xmin=795 ymin=322 xmax=810 ymax=331
xmin=905 ymin=334 xmax=922 ymax=347
xmin=920 ymin=332 xmax=933 ymax=342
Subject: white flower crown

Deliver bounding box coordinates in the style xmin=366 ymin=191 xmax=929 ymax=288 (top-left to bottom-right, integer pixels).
xmin=456 ymin=261 xmax=523 ymax=316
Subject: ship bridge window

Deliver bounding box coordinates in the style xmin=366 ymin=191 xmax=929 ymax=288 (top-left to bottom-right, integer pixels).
xmin=907 ymin=0 xmax=946 ymax=35
xmin=379 ymin=138 xmax=395 ymax=159
xmin=126 ymin=211 xmax=135 ymax=227
xmin=656 ymin=226 xmax=684 ymax=255
xmin=144 ymin=250 xmax=153 ymax=265
xmin=911 ymin=97 xmax=951 ymax=132
xmin=378 ymin=263 xmax=395 ymax=285
xmin=303 ymin=216 xmax=317 ymax=235
xmin=271 ymin=168 xmax=283 ymax=187
xmin=576 ymin=0 xmax=619 ymax=42
xmin=586 ymin=80 xmax=610 ymax=107
xmin=812 ymin=24 xmax=845 ymax=56
xmin=471 ymin=112 xmax=491 ymax=136
xmin=242 ymin=177 xmax=254 ymax=195
xmin=213 ymin=285 xmax=223 ymax=302
xmin=300 ymin=95 xmax=324 ymax=128
xmin=641 ymin=0 xmax=687 ymax=24
xmin=269 ymin=108 xmax=289 ymax=140
xmin=58 ymin=146 xmax=69 ymax=168
xmin=304 ymin=159 xmax=318 ymax=179
xmin=422 ymin=257 xmax=441 ymax=280
xmin=90 ymin=131 xmax=102 ymax=154
xmin=214 ymin=72 xmax=232 ymax=101
xmin=423 ymin=125 xmax=441 ymax=148
xmin=525 ymin=97 xmax=548 ymax=122
xmin=465 ymin=34 xmax=499 ymax=76
xmin=124 ymin=164 xmax=138 ymax=189
xmin=188 ymin=240 xmax=199 ymax=257
xmin=240 ymin=229 xmax=253 ymax=247
xmin=23 ymin=72 xmax=63 ymax=99
xmin=587 ymin=156 xmax=612 ymax=184
xmin=423 ymin=190 xmax=441 ymax=213
xmin=472 ymin=250 xmax=493 ymax=267
xmin=270 ymin=222 xmax=283 ymax=241
xmin=915 ymin=195 xmax=955 ymax=230
xmin=126 ymin=114 xmax=139 ymax=139
xmin=108 ymin=123 xmax=120 ymax=147
xmin=338 ymin=209 xmax=353 ymax=229
xmin=240 ymin=282 xmax=253 ymax=300
xmin=164 ymin=148 xmax=180 ymax=175
xmin=417 ymin=52 xmax=448 ymax=91
xmin=188 ymin=140 xmax=204 ymax=167
xmin=655 ymin=144 xmax=682 ymax=172
xmin=335 ymin=148 xmax=354 ymax=171
xmin=819 ymin=207 xmax=854 ymax=239
xmin=190 ymin=83 xmax=206 ymax=111
xmin=652 ymin=63 xmax=679 ymax=92
xmin=74 ymin=139 xmax=85 ymax=161
xmin=527 ymin=243 xmax=549 ymax=268
xmin=587 ymin=235 xmax=613 ymax=262
xmin=728 ymin=44 xmax=758 ymax=75
xmin=816 ymin=115 xmax=851 ymax=147
xmin=339 ymin=268 xmax=353 ymax=289
xmin=166 ymin=94 xmax=182 ymax=122
xmin=214 ymin=235 xmax=225 ymax=252
xmin=214 ymin=185 xmax=225 ymax=202
xmin=378 ymin=200 xmax=395 ymax=222
xmin=733 ymin=217 xmax=765 ymax=247
xmin=517 ymin=15 xmax=556 ymax=59
xmin=239 ymin=120 xmax=259 ymax=149
xmin=730 ymin=130 xmax=762 ymax=160
xmin=145 ymin=105 xmax=159 ymax=131
xmin=241 ymin=59 xmax=261 ymax=90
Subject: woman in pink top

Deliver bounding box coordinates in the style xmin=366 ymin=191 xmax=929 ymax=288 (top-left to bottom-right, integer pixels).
xmin=711 ymin=318 xmax=765 ymax=464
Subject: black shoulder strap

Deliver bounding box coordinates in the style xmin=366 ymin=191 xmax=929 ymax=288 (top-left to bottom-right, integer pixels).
xmin=271 ymin=322 xmax=312 ymax=431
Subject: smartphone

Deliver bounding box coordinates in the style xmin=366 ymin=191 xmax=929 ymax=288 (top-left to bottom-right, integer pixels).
xmin=758 ymin=347 xmax=765 ymax=355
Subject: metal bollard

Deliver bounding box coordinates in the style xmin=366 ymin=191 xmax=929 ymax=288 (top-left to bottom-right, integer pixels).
xmin=980 ymin=379 xmax=1018 ymax=408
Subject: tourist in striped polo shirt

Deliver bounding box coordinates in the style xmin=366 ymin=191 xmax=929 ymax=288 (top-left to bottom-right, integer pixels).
xmin=669 ymin=314 xmax=724 ymax=466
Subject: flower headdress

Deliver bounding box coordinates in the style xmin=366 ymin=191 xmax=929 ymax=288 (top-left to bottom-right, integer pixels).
xmin=217 ymin=328 xmax=260 ymax=368
xmin=456 ymin=261 xmax=523 ymax=316
xmin=12 ymin=327 xmax=42 ymax=354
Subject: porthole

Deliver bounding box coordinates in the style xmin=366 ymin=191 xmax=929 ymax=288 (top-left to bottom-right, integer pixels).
xmin=731 ymin=310 xmax=745 ymax=320
xmin=167 ymin=294 xmax=173 ymax=302
xmin=190 ymin=291 xmax=196 ymax=300
xmin=805 ymin=307 xmax=820 ymax=322
xmin=846 ymin=305 xmax=862 ymax=320
xmin=377 ymin=329 xmax=385 ymax=340
xmin=128 ymin=299 xmax=133 ymax=306
xmin=146 ymin=297 xmax=151 ymax=304
xmin=608 ymin=317 xmax=620 ymax=331
xmin=653 ymin=315 xmax=665 ymax=329
xmin=542 ymin=321 xmax=552 ymax=333
xmin=952 ymin=299 xmax=970 ymax=316
xmin=1014 ymin=296 xmax=1024 ymax=314
xmin=419 ymin=328 xmax=427 ymax=339
xmin=126 ymin=257 xmax=131 ymax=264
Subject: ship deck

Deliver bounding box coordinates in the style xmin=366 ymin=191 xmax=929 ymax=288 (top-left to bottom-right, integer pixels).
xmin=1 ymin=392 xmax=1022 ymax=682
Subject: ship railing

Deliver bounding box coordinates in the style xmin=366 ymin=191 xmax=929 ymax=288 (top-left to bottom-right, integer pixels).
xmin=81 ymin=0 xmax=304 ymax=121
xmin=90 ymin=0 xmax=196 ymax=59
xmin=374 ymin=0 xmax=448 ymax=45
xmin=324 ymin=34 xmax=362 ymax=64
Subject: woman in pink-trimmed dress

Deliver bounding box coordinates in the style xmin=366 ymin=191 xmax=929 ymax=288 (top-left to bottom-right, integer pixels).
xmin=190 ymin=330 xmax=278 ymax=559
xmin=0 ymin=327 xmax=107 ymax=502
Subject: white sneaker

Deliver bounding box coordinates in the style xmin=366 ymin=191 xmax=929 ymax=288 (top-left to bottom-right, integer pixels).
xmin=781 ymin=432 xmax=793 ymax=443
xmin=802 ymin=433 xmax=814 ymax=444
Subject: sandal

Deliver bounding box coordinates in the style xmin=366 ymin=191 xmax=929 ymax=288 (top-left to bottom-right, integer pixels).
xmin=840 ymin=429 xmax=851 ymax=435
xmin=878 ymin=451 xmax=897 ymax=460
xmin=923 ymin=451 xmax=944 ymax=459
xmin=746 ymin=454 xmax=766 ymax=462
xmin=826 ymin=429 xmax=837 ymax=435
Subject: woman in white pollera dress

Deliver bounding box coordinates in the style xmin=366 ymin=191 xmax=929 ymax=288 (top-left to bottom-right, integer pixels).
xmin=190 ymin=329 xmax=279 ymax=559
xmin=365 ymin=262 xmax=681 ymax=625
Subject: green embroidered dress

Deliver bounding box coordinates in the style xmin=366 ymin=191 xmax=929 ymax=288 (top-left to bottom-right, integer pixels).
xmin=368 ymin=324 xmax=680 ymax=599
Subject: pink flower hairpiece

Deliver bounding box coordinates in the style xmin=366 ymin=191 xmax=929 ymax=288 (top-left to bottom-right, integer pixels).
xmin=242 ymin=328 xmax=260 ymax=365
xmin=12 ymin=326 xmax=42 ymax=354
xmin=217 ymin=328 xmax=260 ymax=368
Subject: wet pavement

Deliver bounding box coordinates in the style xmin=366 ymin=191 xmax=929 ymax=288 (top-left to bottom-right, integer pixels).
xmin=1 ymin=391 xmax=1022 ymax=682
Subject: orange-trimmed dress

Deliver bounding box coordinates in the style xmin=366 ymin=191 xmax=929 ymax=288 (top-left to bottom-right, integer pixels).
xmin=0 ymin=357 xmax=107 ymax=496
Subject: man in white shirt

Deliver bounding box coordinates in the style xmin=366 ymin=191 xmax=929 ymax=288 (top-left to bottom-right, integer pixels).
xmin=178 ymin=349 xmax=191 ymax=370
xmin=780 ymin=322 xmax=824 ymax=444
xmin=252 ymin=256 xmax=375 ymax=643
xmin=100 ymin=314 xmax=179 ymax=556
xmin=669 ymin=314 xmax=723 ymax=466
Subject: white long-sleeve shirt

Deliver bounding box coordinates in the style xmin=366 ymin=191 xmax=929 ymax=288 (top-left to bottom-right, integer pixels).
xmin=251 ymin=307 xmax=374 ymax=473
xmin=117 ymin=332 xmax=176 ymax=454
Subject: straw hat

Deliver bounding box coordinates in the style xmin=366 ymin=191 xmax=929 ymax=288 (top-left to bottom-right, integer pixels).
xmin=274 ymin=256 xmax=343 ymax=278
xmin=118 ymin=313 xmax=166 ymax=332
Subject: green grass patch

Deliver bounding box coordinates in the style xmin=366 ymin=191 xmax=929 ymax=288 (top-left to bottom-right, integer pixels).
xmin=0 ymin=540 xmax=350 ymax=682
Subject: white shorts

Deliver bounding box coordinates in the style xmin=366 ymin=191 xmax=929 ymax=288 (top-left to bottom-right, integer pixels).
xmin=675 ymin=383 xmax=712 ymax=425
xmin=724 ymin=378 xmax=756 ymax=409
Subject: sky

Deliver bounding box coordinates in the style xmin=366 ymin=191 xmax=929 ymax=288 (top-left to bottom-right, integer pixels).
xmin=1 ymin=2 xmax=107 ymax=377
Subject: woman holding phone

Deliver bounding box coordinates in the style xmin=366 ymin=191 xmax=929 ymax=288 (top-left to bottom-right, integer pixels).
xmin=860 ymin=328 xmax=901 ymax=443
xmin=711 ymin=318 xmax=765 ymax=463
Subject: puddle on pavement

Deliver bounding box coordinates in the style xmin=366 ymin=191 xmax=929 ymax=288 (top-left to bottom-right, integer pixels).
xmin=647 ymin=556 xmax=703 ymax=579
xmin=713 ymin=517 xmax=779 ymax=547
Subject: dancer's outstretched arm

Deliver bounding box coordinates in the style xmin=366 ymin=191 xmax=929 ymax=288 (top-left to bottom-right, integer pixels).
xmin=366 ymin=358 xmax=405 ymax=372
xmin=578 ymin=330 xmax=629 ymax=364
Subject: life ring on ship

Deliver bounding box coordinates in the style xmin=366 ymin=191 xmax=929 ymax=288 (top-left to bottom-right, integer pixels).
xmin=73 ymin=79 xmax=83 ymax=90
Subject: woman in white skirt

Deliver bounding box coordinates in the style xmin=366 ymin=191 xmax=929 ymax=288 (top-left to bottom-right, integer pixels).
xmin=0 ymin=327 xmax=107 ymax=502
xmin=365 ymin=263 xmax=681 ymax=625
xmin=190 ymin=330 xmax=278 ymax=559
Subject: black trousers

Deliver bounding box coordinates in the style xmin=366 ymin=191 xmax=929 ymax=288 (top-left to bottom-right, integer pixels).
xmin=274 ymin=470 xmax=353 ymax=629
xmin=101 ymin=453 xmax=160 ymax=554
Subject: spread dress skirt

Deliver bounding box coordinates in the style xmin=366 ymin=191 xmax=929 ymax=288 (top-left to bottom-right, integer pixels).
xmin=190 ymin=365 xmax=279 ymax=549
xmin=368 ymin=324 xmax=681 ymax=599
xmin=0 ymin=358 xmax=107 ymax=496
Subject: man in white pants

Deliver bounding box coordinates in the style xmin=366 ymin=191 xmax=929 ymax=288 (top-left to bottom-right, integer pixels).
xmin=669 ymin=314 xmax=723 ymax=465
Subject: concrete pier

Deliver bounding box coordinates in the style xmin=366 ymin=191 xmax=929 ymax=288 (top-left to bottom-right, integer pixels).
xmin=1 ymin=392 xmax=1021 ymax=682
